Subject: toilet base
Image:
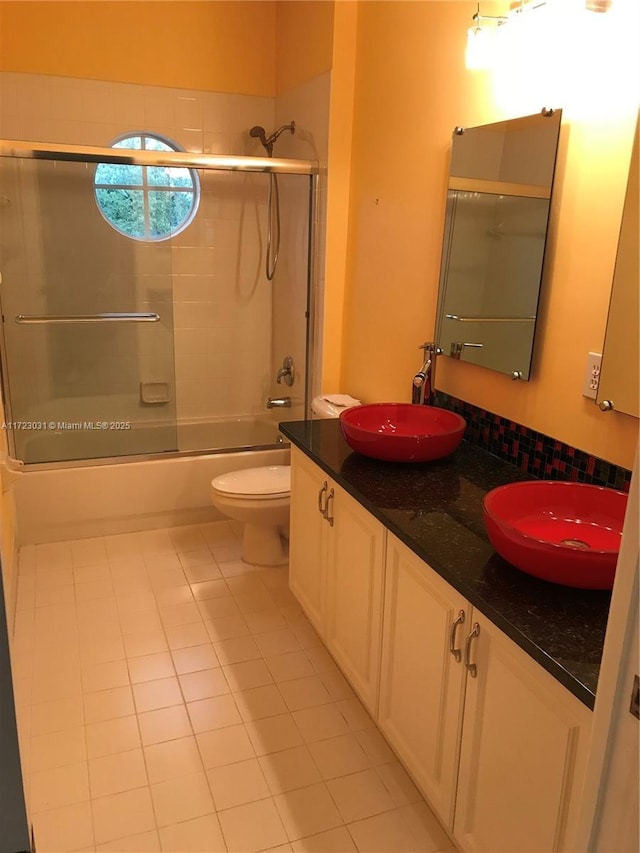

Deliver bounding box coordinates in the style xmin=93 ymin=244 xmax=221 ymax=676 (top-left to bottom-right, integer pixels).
xmin=243 ymin=522 xmax=287 ymax=566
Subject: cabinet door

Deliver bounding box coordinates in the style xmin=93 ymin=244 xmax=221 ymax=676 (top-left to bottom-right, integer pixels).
xmin=325 ymin=484 xmax=386 ymax=714
xmin=288 ymin=447 xmax=328 ymax=634
xmin=454 ymin=613 xmax=592 ymax=853
xmin=378 ymin=534 xmax=468 ymax=827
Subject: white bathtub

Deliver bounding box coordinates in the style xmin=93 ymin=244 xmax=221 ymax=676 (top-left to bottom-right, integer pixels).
xmin=10 ymin=443 xmax=290 ymax=545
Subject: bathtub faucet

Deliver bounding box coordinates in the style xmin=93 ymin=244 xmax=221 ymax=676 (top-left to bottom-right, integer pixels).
xmin=412 ymin=342 xmax=437 ymax=406
xmin=267 ymin=396 xmax=291 ymax=408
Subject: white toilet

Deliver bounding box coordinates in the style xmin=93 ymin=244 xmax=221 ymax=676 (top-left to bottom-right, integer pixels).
xmin=210 ymin=396 xmax=361 ymax=567
xmin=210 ymin=466 xmax=291 ymax=566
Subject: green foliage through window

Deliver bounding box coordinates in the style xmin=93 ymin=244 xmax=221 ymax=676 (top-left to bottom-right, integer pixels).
xmin=94 ymin=134 xmax=199 ymax=240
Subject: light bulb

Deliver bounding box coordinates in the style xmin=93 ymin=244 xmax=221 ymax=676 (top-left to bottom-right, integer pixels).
xmin=466 ymin=24 xmax=493 ymax=70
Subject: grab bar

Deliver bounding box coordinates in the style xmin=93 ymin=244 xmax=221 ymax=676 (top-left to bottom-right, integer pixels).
xmin=446 ymin=314 xmax=535 ymax=323
xmin=15 ymin=312 xmax=160 ymax=325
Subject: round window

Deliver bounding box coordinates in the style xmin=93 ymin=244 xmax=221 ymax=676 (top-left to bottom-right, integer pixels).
xmin=94 ymin=133 xmax=199 ymax=240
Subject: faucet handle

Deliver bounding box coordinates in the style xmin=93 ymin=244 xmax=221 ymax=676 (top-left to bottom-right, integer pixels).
xmin=276 ymin=356 xmax=295 ymax=387
xmin=413 ymin=342 xmax=437 ymax=406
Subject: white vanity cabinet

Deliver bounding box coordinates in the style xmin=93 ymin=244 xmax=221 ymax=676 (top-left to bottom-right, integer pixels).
xmin=288 ymin=450 xmax=592 ymax=853
xmin=378 ymin=534 xmax=468 ymax=826
xmin=289 ymin=447 xmax=386 ymax=714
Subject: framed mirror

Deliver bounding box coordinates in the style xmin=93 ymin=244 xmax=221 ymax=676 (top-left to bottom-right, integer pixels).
xmin=597 ymin=114 xmax=639 ymax=418
xmin=435 ymin=109 xmax=562 ymax=380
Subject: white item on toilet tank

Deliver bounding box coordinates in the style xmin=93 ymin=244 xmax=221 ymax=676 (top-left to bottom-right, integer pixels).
xmin=311 ymin=394 xmax=362 ymax=419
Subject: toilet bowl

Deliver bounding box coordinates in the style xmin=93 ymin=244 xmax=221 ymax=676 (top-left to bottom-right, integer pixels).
xmin=211 ymin=466 xmax=291 ymax=567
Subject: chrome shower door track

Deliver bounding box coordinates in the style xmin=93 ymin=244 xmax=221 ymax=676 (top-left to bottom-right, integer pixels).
xmin=0 ymin=139 xmax=318 ymax=175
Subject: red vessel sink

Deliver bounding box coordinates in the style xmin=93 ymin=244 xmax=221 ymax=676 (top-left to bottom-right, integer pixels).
xmin=483 ymin=481 xmax=628 ymax=589
xmin=339 ymin=403 xmax=466 ymax=463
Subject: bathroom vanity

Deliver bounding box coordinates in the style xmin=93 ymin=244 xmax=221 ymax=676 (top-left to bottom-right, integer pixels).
xmin=280 ymin=418 xmax=609 ymax=853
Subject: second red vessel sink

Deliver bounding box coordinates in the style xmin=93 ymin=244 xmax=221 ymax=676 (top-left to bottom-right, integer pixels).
xmin=483 ymin=481 xmax=628 ymax=589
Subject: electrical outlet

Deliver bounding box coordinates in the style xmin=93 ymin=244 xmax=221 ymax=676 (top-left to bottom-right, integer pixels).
xmin=582 ymin=352 xmax=602 ymax=400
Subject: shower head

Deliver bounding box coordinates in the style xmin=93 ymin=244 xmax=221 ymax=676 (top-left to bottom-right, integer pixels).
xmin=249 ymin=122 xmax=296 ymax=155
xmin=249 ymin=125 xmax=268 ymax=148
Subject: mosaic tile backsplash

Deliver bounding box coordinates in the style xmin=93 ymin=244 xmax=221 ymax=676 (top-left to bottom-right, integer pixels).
xmin=435 ymin=393 xmax=632 ymax=492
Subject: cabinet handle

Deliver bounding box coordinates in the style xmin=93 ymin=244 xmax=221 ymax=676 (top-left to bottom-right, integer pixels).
xmin=449 ymin=609 xmax=466 ymax=662
xmin=464 ymin=622 xmax=480 ymax=678
xmin=325 ymin=488 xmax=335 ymax=527
xmin=318 ymin=481 xmax=328 ymax=517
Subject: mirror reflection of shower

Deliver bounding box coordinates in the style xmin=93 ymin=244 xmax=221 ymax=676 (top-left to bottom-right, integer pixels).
xmin=249 ymin=121 xmax=295 ymax=281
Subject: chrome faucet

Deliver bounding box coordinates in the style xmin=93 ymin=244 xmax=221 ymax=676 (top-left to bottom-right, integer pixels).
xmin=267 ymin=396 xmax=291 ymax=408
xmin=412 ymin=342 xmax=436 ymax=406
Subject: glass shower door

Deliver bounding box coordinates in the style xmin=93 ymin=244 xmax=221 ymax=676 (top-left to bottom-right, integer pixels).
xmin=0 ymin=156 xmax=178 ymax=464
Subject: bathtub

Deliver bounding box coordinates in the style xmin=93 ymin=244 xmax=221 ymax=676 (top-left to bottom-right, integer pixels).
xmin=14 ymin=413 xmax=290 ymax=466
xmin=8 ymin=416 xmax=290 ymax=544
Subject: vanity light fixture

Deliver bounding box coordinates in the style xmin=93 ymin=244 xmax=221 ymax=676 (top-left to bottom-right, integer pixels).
xmin=465 ymin=3 xmax=507 ymax=70
xmin=465 ymin=1 xmax=546 ymax=70
xmin=465 ymin=0 xmax=613 ymax=70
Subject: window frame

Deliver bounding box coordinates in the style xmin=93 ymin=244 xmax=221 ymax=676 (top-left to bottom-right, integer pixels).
xmin=94 ymin=131 xmax=200 ymax=241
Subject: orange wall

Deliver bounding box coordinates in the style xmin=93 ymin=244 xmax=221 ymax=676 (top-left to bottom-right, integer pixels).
xmin=337 ymin=0 xmax=639 ymax=469
xmin=322 ymin=0 xmax=358 ymax=392
xmin=0 ymin=1 xmax=276 ymax=96
xmin=275 ymin=0 xmax=334 ymax=95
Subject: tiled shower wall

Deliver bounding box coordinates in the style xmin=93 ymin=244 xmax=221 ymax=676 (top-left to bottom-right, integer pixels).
xmin=0 ymin=71 xmax=328 ymax=432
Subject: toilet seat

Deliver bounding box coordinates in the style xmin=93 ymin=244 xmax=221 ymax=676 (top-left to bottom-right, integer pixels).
xmin=211 ymin=465 xmax=291 ymax=500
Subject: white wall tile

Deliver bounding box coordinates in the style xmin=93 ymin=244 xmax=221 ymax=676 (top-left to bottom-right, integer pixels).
xmin=113 ymin=86 xmax=147 ymax=125
xmin=174 ymin=96 xmax=203 ymax=131
xmin=144 ymin=92 xmax=174 ymax=128
xmin=175 ymin=128 xmax=204 ymax=153
xmin=81 ymin=82 xmax=116 ymax=125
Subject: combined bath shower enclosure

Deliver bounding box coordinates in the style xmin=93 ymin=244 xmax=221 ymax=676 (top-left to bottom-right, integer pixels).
xmin=0 ymin=135 xmax=318 ymax=466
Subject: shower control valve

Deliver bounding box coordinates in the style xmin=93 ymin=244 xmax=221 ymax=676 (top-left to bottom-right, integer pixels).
xmin=276 ymin=356 xmax=295 ymax=387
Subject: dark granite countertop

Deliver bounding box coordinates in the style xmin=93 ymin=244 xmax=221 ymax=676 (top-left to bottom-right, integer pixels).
xmin=279 ymin=418 xmax=611 ymax=709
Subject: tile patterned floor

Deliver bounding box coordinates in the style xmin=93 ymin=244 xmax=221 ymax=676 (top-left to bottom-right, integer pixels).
xmin=10 ymin=521 xmax=457 ymax=853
